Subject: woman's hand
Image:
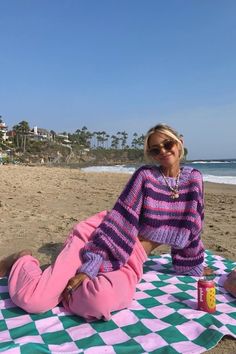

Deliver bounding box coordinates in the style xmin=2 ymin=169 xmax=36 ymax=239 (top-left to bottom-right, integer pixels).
xmin=62 ymin=273 xmax=88 ymax=304
xmin=138 ymin=235 xmax=161 ymax=256
xmin=203 ymin=267 xmax=214 ymax=276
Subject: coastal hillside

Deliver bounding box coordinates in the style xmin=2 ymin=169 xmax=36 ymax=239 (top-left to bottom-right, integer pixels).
xmin=1 ymin=141 xmax=145 ymax=166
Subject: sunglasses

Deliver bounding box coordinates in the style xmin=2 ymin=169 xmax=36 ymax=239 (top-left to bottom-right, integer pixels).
xmin=149 ymin=139 xmax=176 ymax=156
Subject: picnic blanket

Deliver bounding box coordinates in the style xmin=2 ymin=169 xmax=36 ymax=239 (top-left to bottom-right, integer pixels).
xmin=0 ymin=250 xmax=236 ymax=354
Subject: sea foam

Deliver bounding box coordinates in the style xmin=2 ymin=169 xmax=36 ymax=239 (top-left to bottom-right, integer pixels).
xmin=81 ymin=165 xmax=236 ymax=185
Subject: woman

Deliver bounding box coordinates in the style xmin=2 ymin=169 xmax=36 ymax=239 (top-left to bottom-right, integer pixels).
xmin=0 ymin=123 xmax=205 ymax=321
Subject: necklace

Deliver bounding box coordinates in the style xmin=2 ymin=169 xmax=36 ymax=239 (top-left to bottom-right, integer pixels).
xmin=159 ymin=168 xmax=181 ymax=199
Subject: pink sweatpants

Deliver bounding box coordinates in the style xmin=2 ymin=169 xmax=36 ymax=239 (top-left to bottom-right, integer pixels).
xmin=8 ymin=211 xmax=147 ymax=321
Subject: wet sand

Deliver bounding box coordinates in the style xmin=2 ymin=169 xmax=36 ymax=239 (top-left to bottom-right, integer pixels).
xmin=0 ymin=165 xmax=236 ymax=353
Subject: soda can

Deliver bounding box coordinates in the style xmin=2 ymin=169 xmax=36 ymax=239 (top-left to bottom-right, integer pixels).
xmin=197 ymin=277 xmax=216 ymax=313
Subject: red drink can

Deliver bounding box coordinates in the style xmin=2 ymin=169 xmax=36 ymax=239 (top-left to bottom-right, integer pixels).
xmin=197 ymin=278 xmax=216 ymax=313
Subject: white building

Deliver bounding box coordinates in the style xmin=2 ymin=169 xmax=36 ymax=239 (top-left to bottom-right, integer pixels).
xmin=31 ymin=126 xmax=52 ymax=141
xmin=0 ymin=121 xmax=8 ymax=141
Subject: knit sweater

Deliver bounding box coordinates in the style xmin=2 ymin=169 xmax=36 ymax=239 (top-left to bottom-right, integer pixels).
xmin=79 ymin=165 xmax=205 ymax=278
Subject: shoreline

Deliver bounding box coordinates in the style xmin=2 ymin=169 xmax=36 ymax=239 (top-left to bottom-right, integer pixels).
xmin=2 ymin=160 xmax=236 ymax=185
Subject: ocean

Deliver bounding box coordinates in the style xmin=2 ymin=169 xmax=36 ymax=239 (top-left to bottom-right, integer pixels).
xmin=81 ymin=160 xmax=236 ymax=185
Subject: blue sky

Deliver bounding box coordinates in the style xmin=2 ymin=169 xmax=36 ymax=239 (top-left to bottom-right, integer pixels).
xmin=0 ymin=0 xmax=236 ymax=160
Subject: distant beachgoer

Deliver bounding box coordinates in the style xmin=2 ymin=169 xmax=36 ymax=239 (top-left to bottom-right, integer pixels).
xmin=0 ymin=123 xmax=207 ymax=321
xmin=224 ymin=269 xmax=236 ymax=297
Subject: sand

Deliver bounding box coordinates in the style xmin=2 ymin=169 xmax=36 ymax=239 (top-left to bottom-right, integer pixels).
xmin=0 ymin=165 xmax=236 ymax=353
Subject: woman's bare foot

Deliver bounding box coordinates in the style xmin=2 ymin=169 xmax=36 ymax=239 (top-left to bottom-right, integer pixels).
xmin=0 ymin=249 xmax=32 ymax=277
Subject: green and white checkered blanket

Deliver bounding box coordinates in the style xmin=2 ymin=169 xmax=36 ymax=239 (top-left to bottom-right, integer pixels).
xmin=0 ymin=251 xmax=236 ymax=353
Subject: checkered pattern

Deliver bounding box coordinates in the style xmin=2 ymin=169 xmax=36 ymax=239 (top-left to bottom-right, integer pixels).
xmin=1 ymin=251 xmax=236 ymax=353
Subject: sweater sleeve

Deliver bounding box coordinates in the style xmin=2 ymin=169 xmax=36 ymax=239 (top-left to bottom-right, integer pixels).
xmin=171 ymin=169 xmax=205 ymax=276
xmin=79 ymin=168 xmax=145 ymax=278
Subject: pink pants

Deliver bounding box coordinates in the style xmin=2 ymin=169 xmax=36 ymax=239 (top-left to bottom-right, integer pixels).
xmin=8 ymin=211 xmax=147 ymax=321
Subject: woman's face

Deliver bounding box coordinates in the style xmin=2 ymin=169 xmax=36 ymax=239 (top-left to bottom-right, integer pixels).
xmin=148 ymin=132 xmax=181 ymax=168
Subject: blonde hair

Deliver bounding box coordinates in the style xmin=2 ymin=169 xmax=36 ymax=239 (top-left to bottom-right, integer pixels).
xmin=144 ymin=123 xmax=184 ymax=162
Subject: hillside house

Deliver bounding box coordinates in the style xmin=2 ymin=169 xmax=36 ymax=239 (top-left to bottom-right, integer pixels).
xmin=30 ymin=126 xmax=52 ymax=141
xmin=0 ymin=121 xmax=8 ymax=141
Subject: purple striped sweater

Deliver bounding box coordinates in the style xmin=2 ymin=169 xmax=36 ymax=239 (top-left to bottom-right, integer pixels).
xmin=80 ymin=165 xmax=205 ymax=278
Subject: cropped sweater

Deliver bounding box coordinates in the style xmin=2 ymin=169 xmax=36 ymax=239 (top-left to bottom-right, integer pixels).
xmin=79 ymin=165 xmax=205 ymax=278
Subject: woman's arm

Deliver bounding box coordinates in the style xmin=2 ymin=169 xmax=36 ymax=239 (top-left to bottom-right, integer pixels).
xmin=79 ymin=167 xmax=146 ymax=279
xmin=171 ymin=169 xmax=205 ymax=276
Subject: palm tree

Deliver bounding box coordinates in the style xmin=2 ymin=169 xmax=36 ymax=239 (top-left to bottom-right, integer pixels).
xmin=73 ymin=126 xmax=92 ymax=148
xmin=13 ymin=121 xmax=30 ymax=152
xmin=19 ymin=121 xmax=30 ymax=152
xmin=105 ymin=134 xmax=110 ymax=148
xmin=12 ymin=124 xmax=20 ymax=148
xmin=94 ymin=131 xmax=102 ymax=148
xmin=50 ymin=130 xmax=56 ymax=141
xmin=111 ymin=135 xmax=119 ymax=149
xmin=116 ymin=131 xmax=122 ymax=149
xmin=100 ymin=131 xmax=107 ymax=148
xmin=131 ymin=132 xmax=138 ymax=149
xmin=120 ymin=131 xmax=128 ymax=149
xmin=137 ymin=134 xmax=145 ymax=149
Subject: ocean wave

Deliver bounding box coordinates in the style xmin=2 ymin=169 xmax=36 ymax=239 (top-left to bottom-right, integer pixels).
xmin=191 ymin=161 xmax=234 ymax=164
xmin=203 ymin=175 xmax=236 ymax=185
xmin=81 ymin=165 xmax=135 ymax=174
xmin=81 ymin=165 xmax=236 ymax=185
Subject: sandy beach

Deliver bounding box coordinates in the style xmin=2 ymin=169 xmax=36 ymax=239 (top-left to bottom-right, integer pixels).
xmin=0 ymin=165 xmax=236 ymax=353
